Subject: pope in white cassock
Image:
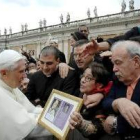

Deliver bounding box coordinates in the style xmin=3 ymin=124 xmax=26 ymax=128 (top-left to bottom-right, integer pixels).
xmin=0 ymin=50 xmax=53 ymax=140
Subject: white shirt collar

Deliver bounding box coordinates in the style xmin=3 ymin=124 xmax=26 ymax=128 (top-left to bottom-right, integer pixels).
xmin=0 ymin=79 xmax=15 ymax=92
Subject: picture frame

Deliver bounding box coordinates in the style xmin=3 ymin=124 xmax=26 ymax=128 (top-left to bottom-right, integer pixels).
xmin=38 ymin=89 xmax=83 ymax=140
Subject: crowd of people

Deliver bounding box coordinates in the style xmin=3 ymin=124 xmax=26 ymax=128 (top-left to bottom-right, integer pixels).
xmin=1 ymin=24 xmax=140 ymax=140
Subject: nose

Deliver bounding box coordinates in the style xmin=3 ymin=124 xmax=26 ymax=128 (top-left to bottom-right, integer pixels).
xmin=43 ymin=63 xmax=48 ymax=69
xmin=113 ymin=65 xmax=118 ymax=72
xmin=76 ymin=54 xmax=81 ymax=61
xmin=81 ymin=76 xmax=86 ymax=83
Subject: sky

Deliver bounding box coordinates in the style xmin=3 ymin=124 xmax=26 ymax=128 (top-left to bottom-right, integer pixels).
xmin=0 ymin=0 xmax=139 ymax=34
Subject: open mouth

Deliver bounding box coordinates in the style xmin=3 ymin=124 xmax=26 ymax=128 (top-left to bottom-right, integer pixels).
xmin=77 ymin=61 xmax=83 ymax=66
xmin=80 ymin=84 xmax=84 ymax=89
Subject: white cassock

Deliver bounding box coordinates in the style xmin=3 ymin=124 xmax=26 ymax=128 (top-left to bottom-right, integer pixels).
xmin=0 ymin=79 xmax=52 ymax=140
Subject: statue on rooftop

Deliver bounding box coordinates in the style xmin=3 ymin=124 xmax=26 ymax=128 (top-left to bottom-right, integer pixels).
xmin=87 ymin=8 xmax=91 ymax=18
xmin=60 ymin=14 xmax=63 ymax=24
xmin=21 ymin=24 xmax=24 ymax=32
xmin=4 ymin=28 xmax=7 ymax=35
xmin=43 ymin=18 xmax=47 ymax=27
xmin=121 ymin=0 xmax=126 ymax=12
xmin=39 ymin=20 xmax=43 ymax=28
xmin=66 ymin=13 xmax=70 ymax=23
xmin=129 ymin=0 xmax=134 ymax=10
xmin=94 ymin=6 xmax=98 ymax=17
xmin=25 ymin=23 xmax=28 ymax=31
xmin=9 ymin=27 xmax=12 ymax=34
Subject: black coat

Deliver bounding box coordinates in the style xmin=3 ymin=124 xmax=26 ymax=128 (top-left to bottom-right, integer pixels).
xmin=103 ymin=78 xmax=140 ymax=135
xmin=107 ymin=26 xmax=140 ymax=46
xmin=26 ymin=69 xmax=79 ymax=107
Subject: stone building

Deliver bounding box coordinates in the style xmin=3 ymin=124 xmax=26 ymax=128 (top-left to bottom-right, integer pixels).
xmin=0 ymin=9 xmax=140 ymax=62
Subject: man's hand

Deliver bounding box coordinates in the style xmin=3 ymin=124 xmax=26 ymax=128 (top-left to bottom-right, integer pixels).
xmin=104 ymin=116 xmax=115 ymax=134
xmin=58 ymin=63 xmax=74 ymax=79
xmin=100 ymin=51 xmax=112 ymax=58
xmin=69 ymin=111 xmax=84 ymax=130
xmin=83 ymin=93 xmax=104 ymax=108
xmin=81 ymin=39 xmax=99 ymax=59
xmin=112 ymin=98 xmax=140 ymax=128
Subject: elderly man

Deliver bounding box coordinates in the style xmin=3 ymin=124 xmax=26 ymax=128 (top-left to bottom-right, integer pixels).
xmin=0 ymin=50 xmax=52 ymax=140
xmin=102 ymin=41 xmax=140 ymax=140
xmin=26 ymin=46 xmax=78 ymax=107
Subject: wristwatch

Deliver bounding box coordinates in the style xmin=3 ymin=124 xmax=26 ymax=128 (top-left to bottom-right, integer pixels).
xmin=112 ymin=116 xmax=117 ymax=134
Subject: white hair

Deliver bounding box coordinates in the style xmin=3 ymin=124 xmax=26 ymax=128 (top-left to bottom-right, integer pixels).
xmin=111 ymin=40 xmax=140 ymax=58
xmin=0 ymin=50 xmax=24 ymax=72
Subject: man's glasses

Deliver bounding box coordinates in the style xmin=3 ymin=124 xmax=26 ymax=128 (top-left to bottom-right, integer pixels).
xmin=73 ymin=53 xmax=83 ymax=59
xmin=40 ymin=60 xmax=53 ymax=65
xmin=73 ymin=53 xmax=93 ymax=59
xmin=80 ymin=74 xmax=95 ymax=82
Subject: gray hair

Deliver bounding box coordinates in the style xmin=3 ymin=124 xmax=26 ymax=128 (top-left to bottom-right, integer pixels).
xmin=0 ymin=50 xmax=24 ymax=72
xmin=111 ymin=40 xmax=140 ymax=58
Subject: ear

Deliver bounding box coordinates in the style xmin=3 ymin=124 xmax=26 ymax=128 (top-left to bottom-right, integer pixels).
xmin=56 ymin=58 xmax=60 ymax=63
xmin=133 ymin=55 xmax=140 ymax=68
xmin=0 ymin=70 xmax=7 ymax=77
xmin=96 ymin=83 xmax=103 ymax=90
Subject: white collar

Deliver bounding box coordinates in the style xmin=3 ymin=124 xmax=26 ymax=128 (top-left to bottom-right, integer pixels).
xmin=0 ymin=79 xmax=15 ymax=92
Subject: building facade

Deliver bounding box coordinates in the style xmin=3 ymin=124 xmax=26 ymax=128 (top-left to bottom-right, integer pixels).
xmin=0 ymin=9 xmax=140 ymax=62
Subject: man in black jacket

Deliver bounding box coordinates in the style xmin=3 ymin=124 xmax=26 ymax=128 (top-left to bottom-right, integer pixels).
xmin=26 ymin=46 xmax=78 ymax=107
xmin=102 ymin=41 xmax=140 ymax=140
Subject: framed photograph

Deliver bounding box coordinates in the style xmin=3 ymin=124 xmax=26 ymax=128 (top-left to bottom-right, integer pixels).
xmin=38 ymin=89 xmax=83 ymax=140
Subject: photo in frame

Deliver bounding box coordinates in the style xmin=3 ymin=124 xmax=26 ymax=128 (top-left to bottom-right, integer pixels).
xmin=38 ymin=89 xmax=83 ymax=140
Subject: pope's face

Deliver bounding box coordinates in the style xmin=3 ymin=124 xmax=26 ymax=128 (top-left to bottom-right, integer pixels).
xmin=5 ymin=59 xmax=27 ymax=88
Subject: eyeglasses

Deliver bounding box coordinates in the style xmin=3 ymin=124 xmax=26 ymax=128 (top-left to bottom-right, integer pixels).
xmin=80 ymin=74 xmax=95 ymax=82
xmin=40 ymin=60 xmax=53 ymax=65
xmin=73 ymin=53 xmax=93 ymax=59
xmin=73 ymin=53 xmax=83 ymax=59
